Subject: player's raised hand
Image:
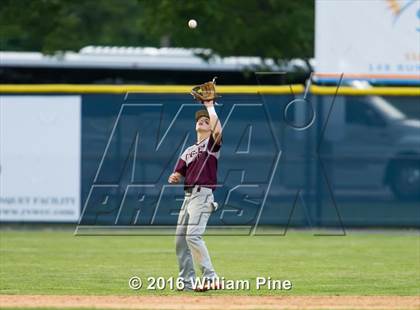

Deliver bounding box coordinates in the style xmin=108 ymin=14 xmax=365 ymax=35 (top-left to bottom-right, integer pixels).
xmin=168 ymin=172 xmax=181 ymax=184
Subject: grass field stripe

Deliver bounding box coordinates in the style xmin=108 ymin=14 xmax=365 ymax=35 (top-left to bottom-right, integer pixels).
xmin=3 ymin=230 xmax=418 ymax=295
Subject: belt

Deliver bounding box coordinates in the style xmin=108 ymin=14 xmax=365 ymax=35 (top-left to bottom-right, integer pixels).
xmin=184 ymin=185 xmax=211 ymax=195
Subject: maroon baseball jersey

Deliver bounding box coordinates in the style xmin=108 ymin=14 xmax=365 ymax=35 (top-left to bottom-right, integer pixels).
xmin=175 ymin=134 xmax=221 ymax=190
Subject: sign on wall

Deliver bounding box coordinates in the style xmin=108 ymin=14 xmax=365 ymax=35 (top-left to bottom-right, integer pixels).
xmin=0 ymin=96 xmax=81 ymax=222
xmin=315 ymin=0 xmax=420 ymax=84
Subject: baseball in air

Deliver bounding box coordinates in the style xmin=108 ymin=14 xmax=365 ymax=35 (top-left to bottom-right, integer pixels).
xmin=188 ymin=19 xmax=197 ymax=29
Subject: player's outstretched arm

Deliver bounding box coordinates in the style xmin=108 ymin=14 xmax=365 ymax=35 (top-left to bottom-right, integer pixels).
xmin=203 ymin=100 xmax=222 ymax=144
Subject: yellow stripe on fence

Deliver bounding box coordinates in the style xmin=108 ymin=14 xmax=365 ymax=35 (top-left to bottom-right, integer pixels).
xmin=310 ymin=85 xmax=420 ymax=96
xmin=0 ymin=84 xmax=304 ymax=94
xmin=1 ymin=84 xmax=418 ymax=96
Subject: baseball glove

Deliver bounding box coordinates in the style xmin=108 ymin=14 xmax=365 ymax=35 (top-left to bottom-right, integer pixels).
xmin=191 ymin=77 xmax=220 ymax=102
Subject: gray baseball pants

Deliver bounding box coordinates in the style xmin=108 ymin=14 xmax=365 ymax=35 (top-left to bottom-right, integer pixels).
xmin=175 ymin=186 xmax=217 ymax=288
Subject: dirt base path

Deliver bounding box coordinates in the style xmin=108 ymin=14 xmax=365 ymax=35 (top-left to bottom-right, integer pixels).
xmin=0 ymin=295 xmax=419 ymax=310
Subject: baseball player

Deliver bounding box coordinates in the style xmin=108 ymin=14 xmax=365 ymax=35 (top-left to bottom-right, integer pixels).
xmin=168 ymin=79 xmax=222 ymax=292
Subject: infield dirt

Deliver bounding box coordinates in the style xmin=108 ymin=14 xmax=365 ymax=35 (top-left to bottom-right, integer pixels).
xmin=0 ymin=295 xmax=419 ymax=310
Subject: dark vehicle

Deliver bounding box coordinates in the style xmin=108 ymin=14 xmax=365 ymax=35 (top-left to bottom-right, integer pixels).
xmin=286 ymin=82 xmax=420 ymax=200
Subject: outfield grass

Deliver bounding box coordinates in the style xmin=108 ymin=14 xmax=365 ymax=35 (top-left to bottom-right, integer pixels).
xmin=0 ymin=229 xmax=419 ymax=296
